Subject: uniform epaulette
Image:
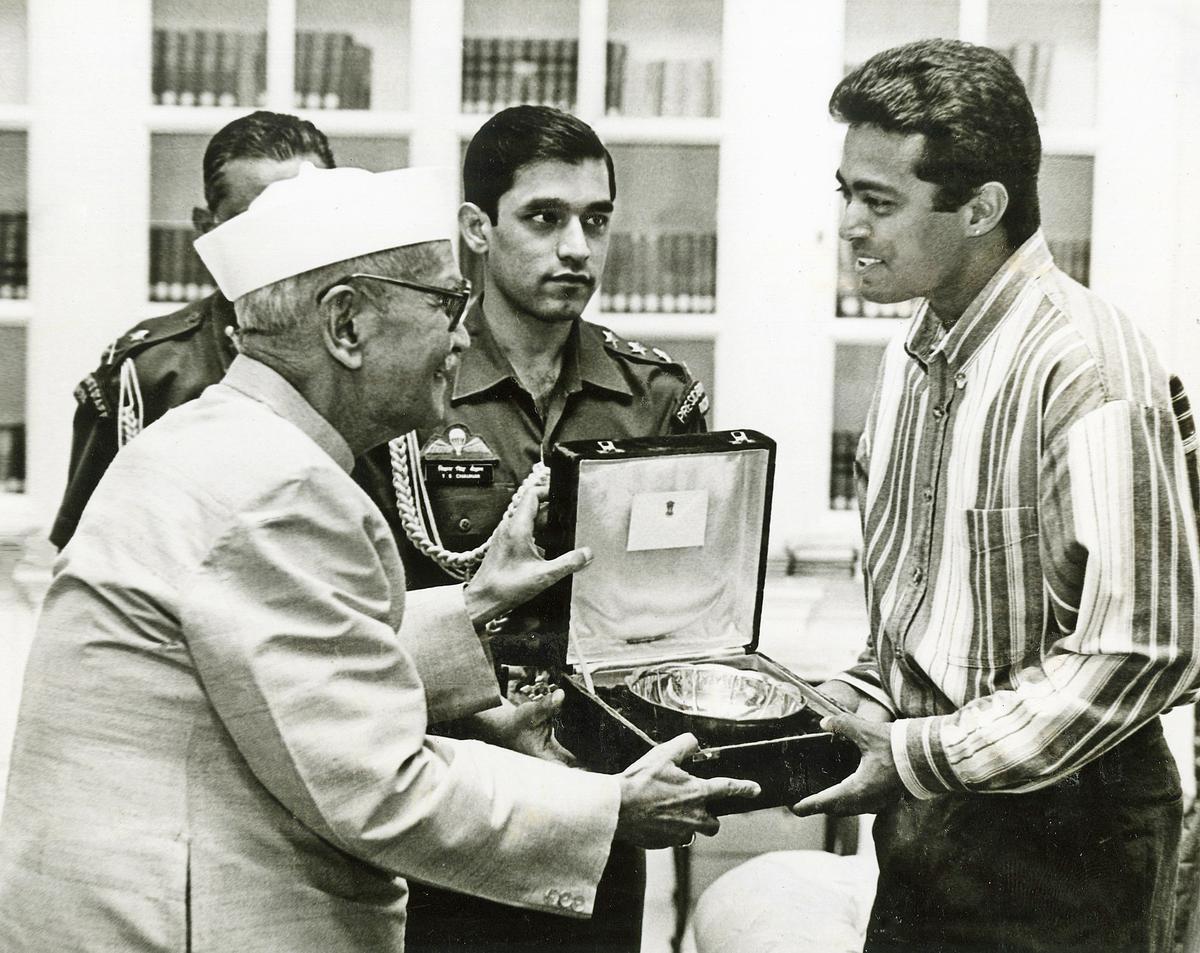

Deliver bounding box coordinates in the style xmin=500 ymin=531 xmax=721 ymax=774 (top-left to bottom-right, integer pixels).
xmin=597 ymin=325 xmax=685 ymax=369
xmin=102 ymin=300 xmax=207 ymax=367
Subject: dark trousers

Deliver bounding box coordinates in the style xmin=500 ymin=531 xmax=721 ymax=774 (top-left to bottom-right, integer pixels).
xmin=403 ymin=841 xmax=646 ymax=953
xmin=865 ymin=719 xmax=1183 ymax=953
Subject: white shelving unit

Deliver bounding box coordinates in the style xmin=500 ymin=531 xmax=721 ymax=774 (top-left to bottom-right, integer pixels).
xmin=5 ymin=0 xmax=1200 ymax=565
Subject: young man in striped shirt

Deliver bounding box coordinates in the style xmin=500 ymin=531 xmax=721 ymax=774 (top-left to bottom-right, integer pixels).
xmin=793 ymin=39 xmax=1200 ymax=952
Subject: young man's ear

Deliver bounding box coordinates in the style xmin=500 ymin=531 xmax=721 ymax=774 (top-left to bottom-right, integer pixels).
xmin=319 ymin=285 xmax=364 ymax=370
xmin=458 ymin=202 xmax=492 ymax=256
xmin=963 ymin=182 xmax=1009 ymax=238
xmin=192 ymin=206 xmax=216 ymax=235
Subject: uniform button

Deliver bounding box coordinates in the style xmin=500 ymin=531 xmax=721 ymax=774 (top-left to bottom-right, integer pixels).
xmin=955 ymin=372 xmax=968 ymax=390
xmin=922 ymin=486 xmax=934 ymax=502
xmin=545 ymin=889 xmax=559 ymax=904
xmin=558 ymin=893 xmax=575 ymax=910
xmin=572 ymin=896 xmax=584 ymax=912
xmin=932 ymin=406 xmax=945 ymax=420
xmin=911 ymin=566 xmax=924 ymax=583
xmin=458 ymin=517 xmax=472 ymax=533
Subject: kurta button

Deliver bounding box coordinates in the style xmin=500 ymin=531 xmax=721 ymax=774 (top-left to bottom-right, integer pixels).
xmin=955 ymin=372 xmax=967 ymax=390
xmin=922 ymin=486 xmax=934 ymax=502
xmin=458 ymin=517 xmax=472 ymax=533
xmin=545 ymin=889 xmax=559 ymax=904
xmin=559 ymin=894 xmax=574 ymax=909
xmin=572 ymin=896 xmax=584 ymax=911
xmin=912 ymin=567 xmax=923 ymax=583
xmin=932 ymin=407 xmax=945 ymax=420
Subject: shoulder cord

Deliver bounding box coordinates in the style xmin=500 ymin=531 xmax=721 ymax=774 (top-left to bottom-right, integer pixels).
xmin=116 ymin=360 xmax=145 ymax=448
xmin=389 ymin=431 xmax=548 ymax=581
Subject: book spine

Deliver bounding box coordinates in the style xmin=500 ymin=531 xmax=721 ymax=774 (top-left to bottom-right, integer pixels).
xmin=151 ymin=28 xmax=166 ymax=104
xmin=215 ymin=31 xmax=236 ymax=107
xmin=177 ymin=29 xmax=198 ymax=107
xmin=697 ymin=232 xmax=716 ymax=313
xmin=294 ymin=30 xmax=311 ymax=109
xmin=148 ymin=225 xmax=161 ymax=301
xmin=0 ymin=213 xmax=13 ymax=298
xmin=13 ymin=213 xmax=26 ymax=299
xmin=161 ymin=30 xmax=181 ymax=105
xmin=605 ymin=41 xmax=627 ymax=116
xmin=197 ymin=29 xmax=219 ymax=106
xmin=310 ymin=31 xmax=330 ymax=109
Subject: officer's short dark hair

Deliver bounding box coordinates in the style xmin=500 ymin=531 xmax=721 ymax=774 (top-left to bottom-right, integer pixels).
xmin=463 ymin=105 xmax=616 ymax=224
xmin=830 ymin=39 xmax=1042 ymax=247
xmin=202 ymin=111 xmax=336 ymax=213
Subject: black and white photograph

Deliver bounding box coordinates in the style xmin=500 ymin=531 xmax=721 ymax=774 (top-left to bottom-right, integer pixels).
xmin=1 ymin=2 xmax=1199 ymax=951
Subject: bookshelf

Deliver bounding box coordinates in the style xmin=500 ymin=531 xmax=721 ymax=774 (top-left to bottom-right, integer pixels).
xmin=4 ymin=0 xmax=1200 ymax=570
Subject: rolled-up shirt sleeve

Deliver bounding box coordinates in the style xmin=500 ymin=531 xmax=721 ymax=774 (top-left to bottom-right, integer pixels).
xmin=894 ymin=400 xmax=1200 ymax=797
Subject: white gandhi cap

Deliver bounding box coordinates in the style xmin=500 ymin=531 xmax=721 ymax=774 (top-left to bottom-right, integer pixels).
xmin=194 ymin=163 xmax=457 ymax=301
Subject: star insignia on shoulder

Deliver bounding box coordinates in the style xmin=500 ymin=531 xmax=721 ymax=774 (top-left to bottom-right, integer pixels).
xmin=627 ymin=341 xmax=646 ymax=355
xmin=603 ymin=329 xmax=619 ymax=346
xmin=128 ymin=329 xmax=150 ymax=342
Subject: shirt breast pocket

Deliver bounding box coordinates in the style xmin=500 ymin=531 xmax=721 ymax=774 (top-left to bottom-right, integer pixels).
xmin=428 ymin=482 xmax=518 ymax=549
xmin=953 ymin=505 xmax=1042 ymax=668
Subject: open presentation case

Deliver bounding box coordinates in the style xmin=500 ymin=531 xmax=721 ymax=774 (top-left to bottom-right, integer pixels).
xmin=544 ymin=430 xmax=859 ymax=815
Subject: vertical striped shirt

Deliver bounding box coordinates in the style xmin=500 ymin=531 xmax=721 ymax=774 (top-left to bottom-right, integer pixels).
xmin=834 ymin=230 xmax=1200 ymax=798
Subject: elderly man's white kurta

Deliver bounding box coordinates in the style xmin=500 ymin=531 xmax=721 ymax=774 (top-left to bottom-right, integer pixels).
xmin=0 ymin=357 xmax=620 ymax=953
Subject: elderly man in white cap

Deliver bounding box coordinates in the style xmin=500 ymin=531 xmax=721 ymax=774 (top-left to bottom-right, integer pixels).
xmin=0 ymin=164 xmax=759 ymax=953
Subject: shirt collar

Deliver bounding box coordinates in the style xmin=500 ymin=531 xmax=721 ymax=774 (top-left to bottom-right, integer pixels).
xmin=905 ymin=229 xmax=1055 ymax=370
xmin=220 ymin=355 xmax=355 ymax=473
xmin=451 ymin=307 xmax=633 ymax=401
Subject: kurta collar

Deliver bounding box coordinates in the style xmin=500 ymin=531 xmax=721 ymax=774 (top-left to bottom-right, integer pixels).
xmin=221 ymin=355 xmax=355 ymax=473
xmin=905 ymin=229 xmax=1056 ymax=371
xmin=451 ymin=307 xmax=633 ymax=402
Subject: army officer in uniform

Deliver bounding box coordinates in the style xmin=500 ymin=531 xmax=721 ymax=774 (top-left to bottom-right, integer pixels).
xmin=50 ymin=110 xmax=335 ymax=549
xmin=376 ymin=105 xmax=709 ymax=953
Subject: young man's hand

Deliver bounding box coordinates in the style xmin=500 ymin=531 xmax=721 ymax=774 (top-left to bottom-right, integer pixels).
xmin=789 ymin=711 xmax=904 ymax=817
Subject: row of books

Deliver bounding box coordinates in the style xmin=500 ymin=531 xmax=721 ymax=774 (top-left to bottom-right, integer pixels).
xmin=630 ymin=58 xmax=718 ymax=118
xmin=598 ymin=232 xmax=717 ymax=314
xmin=462 ymin=37 xmax=586 ymax=114
xmin=152 ymin=29 xmax=373 ymax=110
xmin=149 ymin=226 xmax=216 ymax=303
xmin=0 ymin=424 xmax=24 ymax=494
xmin=829 ymin=431 xmax=858 ymax=511
xmin=460 ymin=39 xmax=716 ymax=118
xmin=0 ymin=212 xmax=27 ymax=300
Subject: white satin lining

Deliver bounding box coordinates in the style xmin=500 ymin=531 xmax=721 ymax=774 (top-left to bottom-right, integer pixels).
xmin=568 ymin=448 xmax=769 ymax=668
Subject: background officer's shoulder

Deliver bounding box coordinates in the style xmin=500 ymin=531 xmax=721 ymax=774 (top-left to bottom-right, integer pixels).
xmin=594 ymin=323 xmax=709 ymax=431
xmin=74 ymin=299 xmax=211 ymax=418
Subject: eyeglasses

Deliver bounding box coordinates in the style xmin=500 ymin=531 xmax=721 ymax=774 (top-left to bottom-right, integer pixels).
xmin=317 ymin=273 xmax=472 ymax=331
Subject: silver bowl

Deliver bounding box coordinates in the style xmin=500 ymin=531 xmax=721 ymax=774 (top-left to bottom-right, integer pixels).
xmin=625 ymin=663 xmax=809 ymax=740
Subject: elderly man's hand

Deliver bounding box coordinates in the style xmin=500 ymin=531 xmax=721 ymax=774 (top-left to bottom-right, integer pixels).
xmin=464 ymin=481 xmax=590 ymax=628
xmin=789 ymin=712 xmax=904 ymax=817
xmin=615 ymin=734 xmax=761 ymax=850
xmin=477 ymin=689 xmax=580 ymax=766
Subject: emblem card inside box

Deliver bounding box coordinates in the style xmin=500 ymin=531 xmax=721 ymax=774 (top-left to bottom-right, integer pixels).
xmin=543 ymin=430 xmax=859 ymax=815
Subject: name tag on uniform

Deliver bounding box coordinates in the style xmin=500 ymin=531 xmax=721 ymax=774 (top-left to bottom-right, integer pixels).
xmin=626 ymin=490 xmax=708 ymax=551
xmin=420 ymin=423 xmax=499 ymax=486
xmin=424 ymin=461 xmax=496 ymax=486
